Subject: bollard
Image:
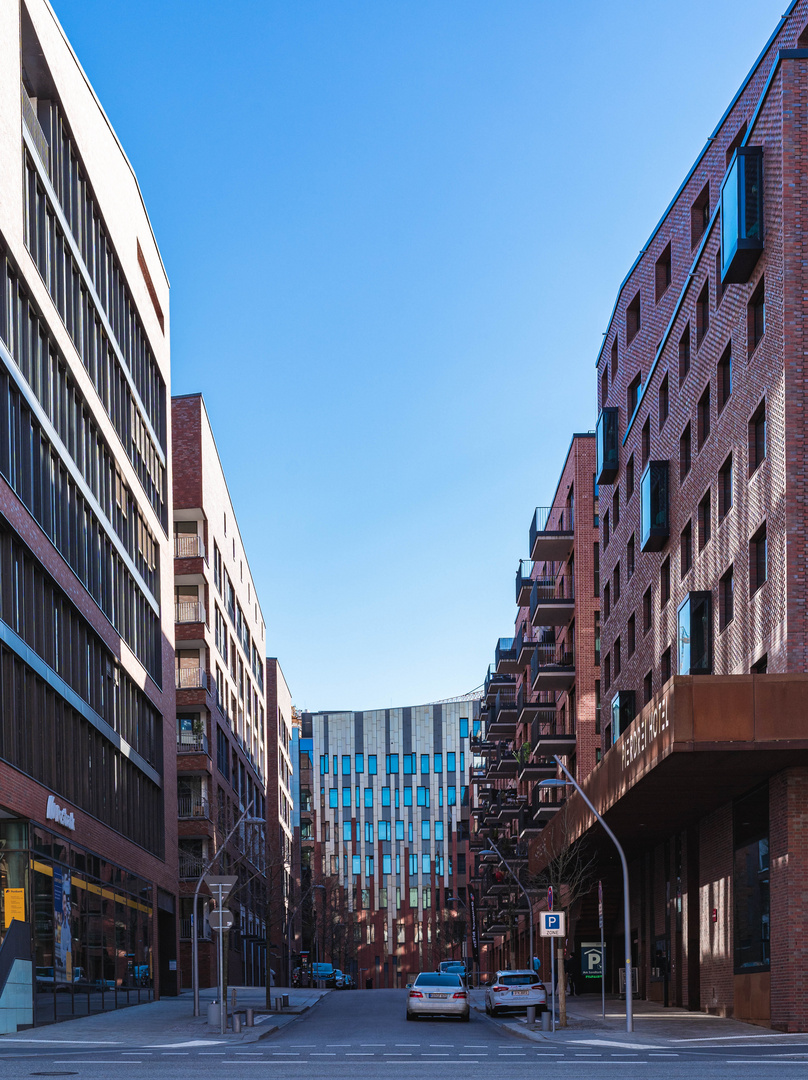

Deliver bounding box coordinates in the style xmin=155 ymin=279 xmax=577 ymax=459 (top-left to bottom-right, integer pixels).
xmin=232 ymin=1012 xmax=242 ymax=1034
xmin=527 ymin=1005 xmax=536 ymax=1025
xmin=541 ymin=1009 xmax=552 ymax=1032
xmin=207 ymin=1001 xmax=221 ymax=1028
xmin=282 ymin=994 xmax=289 ymax=1008
xmin=245 ymin=1007 xmax=254 ymax=1027
xmin=231 ymin=988 xmax=237 ymax=1010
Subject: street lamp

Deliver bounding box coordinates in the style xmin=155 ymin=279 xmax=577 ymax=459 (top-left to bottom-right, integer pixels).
xmin=540 ymin=754 xmax=633 ymax=1033
xmin=192 ymin=800 xmax=265 ymax=1017
xmin=479 ymin=840 xmax=534 ymax=976
xmin=286 ymin=883 xmax=325 ymax=991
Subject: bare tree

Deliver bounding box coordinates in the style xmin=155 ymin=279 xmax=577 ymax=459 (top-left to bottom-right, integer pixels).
xmin=530 ymin=804 xmax=598 ymax=1027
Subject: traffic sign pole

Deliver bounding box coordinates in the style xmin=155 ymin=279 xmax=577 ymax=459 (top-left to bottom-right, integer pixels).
xmin=599 ymin=880 xmax=605 ymax=1019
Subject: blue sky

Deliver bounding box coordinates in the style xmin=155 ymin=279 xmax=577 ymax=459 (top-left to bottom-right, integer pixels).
xmin=54 ymin=0 xmax=786 ymax=711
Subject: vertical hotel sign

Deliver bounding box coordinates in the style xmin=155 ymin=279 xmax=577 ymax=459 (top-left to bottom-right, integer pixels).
xmin=468 ymin=887 xmax=479 ymax=963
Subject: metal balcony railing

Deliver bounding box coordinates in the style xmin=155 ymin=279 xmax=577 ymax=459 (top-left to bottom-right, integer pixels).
xmin=174 ymin=534 xmax=205 ymax=559
xmin=530 ymin=642 xmax=575 ymax=684
xmin=175 ymin=600 xmax=206 ymax=624
xmin=176 ymin=667 xmax=207 ymax=690
xmin=179 ymin=854 xmax=206 ymax=879
xmin=177 ymin=732 xmax=209 ymax=754
xmin=515 ymin=560 xmax=536 ymax=605
xmin=178 ymin=794 xmax=210 ymax=819
xmin=529 ymin=506 xmax=574 ymax=553
xmin=529 ymin=574 xmax=575 ymax=619
xmin=495 ymin=637 xmax=516 ymax=669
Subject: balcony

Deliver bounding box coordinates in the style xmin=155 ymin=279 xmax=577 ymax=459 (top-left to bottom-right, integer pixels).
xmin=513 ymin=622 xmax=536 ymax=667
xmin=178 ymin=794 xmax=211 ymax=819
xmin=518 ymin=758 xmax=557 ymax=783
xmin=176 ymin=668 xmax=208 ymax=690
xmin=516 ymin=684 xmax=541 ymax=724
xmin=484 ymin=665 xmax=516 ymax=702
xmin=517 ymin=806 xmax=544 ymax=839
xmin=174 ymin=534 xmax=206 ymax=559
xmin=529 ymin=506 xmax=574 ymax=562
xmin=529 ymin=575 xmax=575 ymax=627
xmin=531 ymin=712 xmax=577 ymax=756
xmin=486 ymin=689 xmax=517 ymax=737
xmin=177 ymin=732 xmax=209 ymax=755
xmin=175 ymin=600 xmax=206 ymax=624
xmin=179 ymin=854 xmax=206 ymax=880
xmin=530 ymin=642 xmax=575 ymax=692
xmin=179 ymin=916 xmax=211 ymax=941
xmin=515 ymin=560 xmax=536 ymax=607
xmin=494 ymin=637 xmax=519 ymax=675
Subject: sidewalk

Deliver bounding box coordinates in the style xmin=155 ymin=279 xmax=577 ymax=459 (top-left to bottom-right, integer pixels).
xmin=0 ymin=986 xmax=328 ymax=1047
xmin=469 ymin=990 xmax=803 ymax=1045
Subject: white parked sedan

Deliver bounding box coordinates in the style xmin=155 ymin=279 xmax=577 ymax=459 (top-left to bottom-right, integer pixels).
xmin=485 ymin=969 xmax=547 ymax=1015
xmin=406 ymin=972 xmax=470 ymax=1021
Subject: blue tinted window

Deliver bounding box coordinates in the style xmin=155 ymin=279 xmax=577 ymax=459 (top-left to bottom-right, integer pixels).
xmin=387 ymin=754 xmax=399 ymax=774
xmin=422 ymin=854 xmax=431 ymax=873
xmin=421 ymin=754 xmax=430 ymax=774
xmin=366 ymin=856 xmax=373 ymax=877
xmin=382 ymin=787 xmax=391 ymax=807
xmin=460 ymin=718 xmax=469 ymax=738
xmin=447 ymin=752 xmax=456 ymax=772
xmin=434 ymin=753 xmax=442 ymax=774
xmin=352 ymin=855 xmax=361 ymax=876
xmin=435 ymin=821 xmax=444 ymax=841
xmin=342 ymin=755 xmax=351 ymax=776
xmin=409 ymin=854 xmax=418 ymax=875
xmin=365 ymin=821 xmax=373 ymax=843
xmin=383 ymin=854 xmax=392 ymax=875
xmin=355 ymin=753 xmax=364 ymax=773
xmin=408 ymin=823 xmax=414 ymax=843
xmin=395 ymin=820 xmax=404 ymax=841
xmin=422 ymin=820 xmax=430 ymax=840
xmin=320 ymin=755 xmax=328 ymax=774
xmin=395 ymin=789 xmax=400 ymax=809
xmin=342 ymin=787 xmax=350 ymax=807
xmin=447 ymin=787 xmax=456 ymax=806
xmin=333 ymin=756 xmax=338 ymax=775
xmin=329 ymin=789 xmax=338 ymax=808
xmin=343 ymin=821 xmax=351 ymax=841
xmin=404 ymin=787 xmax=413 ymax=806
xmin=364 ymin=788 xmax=373 ymax=808
xmin=460 ymin=752 xmax=465 ymax=772
xmin=368 ymin=755 xmax=377 ymax=775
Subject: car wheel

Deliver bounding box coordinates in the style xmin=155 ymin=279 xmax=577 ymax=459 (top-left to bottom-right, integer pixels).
xmin=406 ymin=1011 xmax=415 ymax=1022
xmin=461 ymin=1012 xmax=470 ymax=1022
xmin=491 ymin=1006 xmax=499 ymax=1017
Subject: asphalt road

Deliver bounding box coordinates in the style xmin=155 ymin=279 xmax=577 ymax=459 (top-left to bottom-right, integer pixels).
xmin=2 ymin=990 xmax=808 ymax=1078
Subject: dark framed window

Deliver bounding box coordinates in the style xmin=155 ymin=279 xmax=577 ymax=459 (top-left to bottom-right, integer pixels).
xmin=614 ymin=635 xmax=621 ymax=677
xmin=603 ymin=508 xmax=610 ymax=549
xmin=627 ymin=373 xmax=642 ymax=419
xmin=603 ymin=580 xmax=610 ymax=620
xmin=749 ymin=401 xmax=766 ymax=474
xmin=660 ymin=556 xmax=671 ymax=607
xmin=611 ymin=689 xmax=635 ymax=742
xmin=698 ymin=489 xmax=712 ymax=551
xmin=594 ymin=541 xmax=600 ymax=597
xmin=611 ymin=337 xmax=619 ymax=381
xmin=613 ymin=561 xmax=621 ymax=605
xmin=696 ymin=280 xmax=710 ymax=347
xmin=642 ymin=416 xmax=651 ymax=467
xmin=750 ymin=522 xmax=767 ymax=595
xmin=644 ymin=670 xmax=653 ymax=705
xmin=661 ymin=645 xmax=672 ymax=685
xmin=627 ymin=533 xmax=635 ymax=580
xmin=627 ymin=612 xmax=636 ymax=657
xmin=679 ymin=324 xmax=691 ymax=385
xmin=751 ymin=654 xmax=768 ymax=674
xmin=627 ymin=292 xmax=641 ymax=344
xmin=596 ymin=408 xmax=619 ymax=484
xmin=680 ymin=520 xmax=693 ymax=577
xmin=626 ymin=454 xmax=635 ymax=500
xmin=691 ymin=182 xmax=710 ymax=248
xmin=643 ymin=586 xmax=652 ymax=634
xmin=677 ymin=591 xmax=712 ymax=675
xmin=719 ymin=564 xmax=734 ymax=630
xmin=721 ymin=146 xmax=763 ymax=285
xmin=594 ymin=611 xmax=601 ymax=666
xmin=601 ymin=366 xmax=608 ymax=407
xmin=748 ymin=278 xmax=765 ymax=354
xmin=718 ymin=346 xmax=732 ymax=411
xmin=655 ymin=242 xmax=672 ymax=302
xmin=659 ymin=373 xmax=669 ymax=429
xmin=698 ymin=383 xmax=711 ymax=448
xmin=612 ymin=486 xmax=620 ymax=528
xmin=719 ymin=453 xmax=733 ymax=519
xmin=680 ymin=422 xmax=692 ymax=482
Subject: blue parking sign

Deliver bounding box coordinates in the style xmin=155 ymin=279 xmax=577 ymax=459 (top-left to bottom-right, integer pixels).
xmin=540 ymin=910 xmax=566 ymax=937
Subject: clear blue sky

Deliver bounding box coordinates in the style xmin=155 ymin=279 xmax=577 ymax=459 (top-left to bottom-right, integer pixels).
xmin=54 ymin=0 xmax=785 ymax=711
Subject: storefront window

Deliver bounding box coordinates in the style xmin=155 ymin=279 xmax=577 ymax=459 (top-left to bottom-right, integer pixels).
xmin=734 ymin=786 xmax=770 ymax=973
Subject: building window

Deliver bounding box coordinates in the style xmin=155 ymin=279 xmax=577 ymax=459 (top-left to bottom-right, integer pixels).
xmin=329 ymin=788 xmax=338 ymax=808
xmin=643 ymin=586 xmax=652 ymax=634
xmin=718 ymin=346 xmax=732 ymax=411
xmin=601 ymin=366 xmax=608 ymax=407
xmin=698 ymin=383 xmax=711 ymax=448
xmin=364 ymin=787 xmax=373 ymax=808
xmin=603 ymin=508 xmax=610 ymax=550
xmin=677 ymin=591 xmax=712 ymax=675
xmin=655 ymin=242 xmax=672 ymax=302
xmin=403 ymin=787 xmax=412 ymax=807
xmin=658 ymin=373 xmax=669 ymax=429
xmin=679 ymin=324 xmax=691 ymax=385
xmin=604 ymin=652 xmax=611 ymax=691
xmin=644 ymin=670 xmax=653 ymax=705
xmin=614 ymin=636 xmax=621 ymax=677
xmin=698 ymin=489 xmax=712 ymax=551
xmin=627 ymin=291 xmax=641 ymax=344
xmin=680 ymin=422 xmax=692 ymax=482
xmin=751 ymin=654 xmax=768 ymax=674
xmin=641 ymin=460 xmax=670 ymax=552
xmin=660 ymin=556 xmax=671 ymax=607
xmin=342 ymin=787 xmax=351 ymax=807
xmin=662 ymin=645 xmax=672 ymax=684
xmin=691 ymin=181 xmax=710 ymax=247
xmin=352 ymin=856 xmax=361 ymax=876
xmin=732 ymin=786 xmax=769 ymax=974
xmin=611 ymin=689 xmax=635 ymax=742
xmin=603 ymin=580 xmax=611 ymax=620
xmin=721 ymin=146 xmax=764 ymax=284
xmin=386 ymin=754 xmax=399 ymax=774
xmin=681 ymin=520 xmax=693 ymax=577
xmin=595 ymin=611 xmax=601 ymax=665
xmin=627 ymin=612 xmax=636 ymax=658
xmin=596 ymin=408 xmax=619 ymax=484
xmin=611 ymin=337 xmax=619 ymax=381
xmin=748 ymin=277 xmax=765 ymax=354
xmin=594 ymin=542 xmax=600 ymax=598
xmin=342 ymin=755 xmax=351 ymax=776
xmin=626 ymin=454 xmax=635 ymax=500
xmin=627 ymin=533 xmax=635 ymax=580
xmin=719 ymin=454 xmax=733 ymax=520
xmin=612 ymin=486 xmax=620 ymax=528
xmin=627 ymin=373 xmax=642 ymax=419
xmin=719 ymin=564 xmax=734 ymax=630
xmin=642 ymin=416 xmax=651 ymax=467
xmin=696 ymin=281 xmax=710 ymax=347
xmin=749 ymin=400 xmax=766 ymax=474
xmin=750 ymin=522 xmax=767 ymax=595
xmin=433 ymin=753 xmax=442 ymax=773
xmin=613 ymin=562 xmax=620 ymax=605
xmin=460 ymin=717 xmax=469 ymax=738
xmin=447 ymin=752 xmax=456 ymax=772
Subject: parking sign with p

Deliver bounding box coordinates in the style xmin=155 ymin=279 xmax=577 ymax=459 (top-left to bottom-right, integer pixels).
xmin=540 ymin=911 xmax=566 ymax=938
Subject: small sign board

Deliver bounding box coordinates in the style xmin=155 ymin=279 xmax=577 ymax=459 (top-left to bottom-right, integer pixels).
xmin=3 ymin=889 xmax=24 ymax=927
xmin=540 ymin=911 xmax=566 ymax=938
xmin=209 ymin=908 xmax=234 ymax=933
xmin=547 ymin=886 xmax=553 ymax=911
xmin=581 ymin=942 xmax=604 ymax=979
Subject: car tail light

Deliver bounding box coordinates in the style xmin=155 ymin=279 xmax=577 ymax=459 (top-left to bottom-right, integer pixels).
xmin=409 ymin=990 xmax=423 ymax=998
xmin=452 ymin=991 xmax=467 ymax=999
xmin=532 ymin=984 xmax=544 ymax=990
xmin=492 ymin=985 xmax=506 ymax=992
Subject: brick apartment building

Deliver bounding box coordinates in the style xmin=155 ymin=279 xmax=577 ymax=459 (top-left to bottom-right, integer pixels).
xmin=172 ymin=394 xmax=270 ymax=991
xmin=472 ymin=434 xmax=600 ymax=973
xmin=0 ymin=0 xmax=179 ymax=1029
xmin=265 ymin=658 xmax=295 ymax=983
xmin=296 ymin=700 xmax=480 ymax=987
xmin=529 ymin=0 xmax=808 ymax=1030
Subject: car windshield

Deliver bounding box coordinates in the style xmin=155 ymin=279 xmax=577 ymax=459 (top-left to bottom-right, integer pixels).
xmin=441 ymin=963 xmax=465 ymax=973
xmin=500 ymin=974 xmax=534 ymax=986
xmin=414 ymin=973 xmax=462 ymax=987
